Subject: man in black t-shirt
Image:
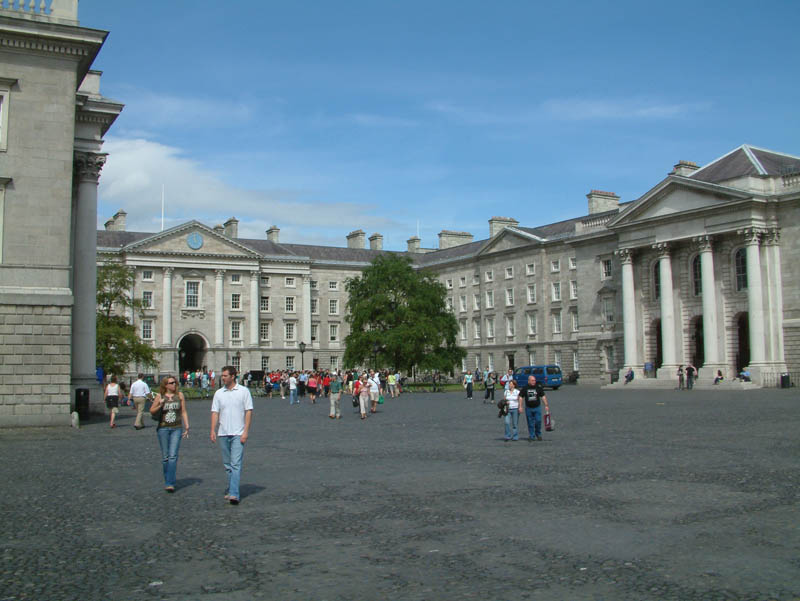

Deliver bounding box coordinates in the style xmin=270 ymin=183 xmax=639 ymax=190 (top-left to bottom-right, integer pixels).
xmin=519 ymin=375 xmax=548 ymax=442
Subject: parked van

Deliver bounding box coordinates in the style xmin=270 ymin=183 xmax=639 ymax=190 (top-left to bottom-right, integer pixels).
xmin=512 ymin=365 xmax=562 ymax=389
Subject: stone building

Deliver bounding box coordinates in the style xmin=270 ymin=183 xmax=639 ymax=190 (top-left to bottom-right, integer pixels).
xmin=98 ymin=145 xmax=800 ymax=389
xmin=0 ymin=1 xmax=122 ymax=426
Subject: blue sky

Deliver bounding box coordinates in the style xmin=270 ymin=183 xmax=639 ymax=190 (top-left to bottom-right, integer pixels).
xmin=83 ymin=0 xmax=800 ymax=250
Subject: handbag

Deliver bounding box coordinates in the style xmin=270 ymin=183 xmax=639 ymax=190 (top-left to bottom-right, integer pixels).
xmin=150 ymin=402 xmax=163 ymax=423
xmin=378 ymin=394 xmax=384 ymax=404
xmin=544 ymin=410 xmax=554 ymax=432
xmin=352 ymin=396 xmax=358 ymax=408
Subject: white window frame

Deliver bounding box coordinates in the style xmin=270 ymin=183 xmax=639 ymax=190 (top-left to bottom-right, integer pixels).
xmin=231 ymin=293 xmax=241 ymax=310
xmin=259 ymin=321 xmax=270 ymax=342
xmin=284 ymin=322 xmax=296 ymax=341
xmin=285 ymin=277 xmax=296 ymax=288
xmin=329 ymin=299 xmax=339 ymax=315
xmin=310 ymin=279 xmax=318 ymax=289
xmin=505 ymin=315 xmax=515 ymax=337
xmin=231 ymin=273 xmax=241 ymax=285
xmin=527 ymin=284 xmax=537 ymax=304
xmin=485 ymin=317 xmax=495 ymax=339
xmin=330 ymin=355 xmax=339 ymax=369
xmin=142 ymin=270 xmax=154 ymax=281
xmin=527 ymin=312 xmax=537 ymax=336
xmin=554 ymin=350 xmax=562 ymax=367
xmin=473 ymin=318 xmax=481 ymax=339
xmin=459 ymin=276 xmax=466 ymax=288
xmin=310 ymin=323 xmax=319 ymax=342
xmin=260 ymin=296 xmax=270 ymax=312
xmin=485 ymin=270 xmax=493 ymax=283
xmin=603 ymin=297 xmax=615 ymax=323
xmin=286 ymin=356 xmax=295 ymax=370
xmin=329 ymin=323 xmax=339 ymax=342
xmin=446 ymin=297 xmax=454 ymax=311
xmin=142 ymin=290 xmax=153 ymax=309
xmin=488 ymin=353 xmax=494 ymax=371
xmin=601 ymin=258 xmax=613 ymax=280
xmin=553 ymin=311 xmax=562 ymax=334
xmin=231 ymin=320 xmax=242 ymax=341
xmin=485 ymin=290 xmax=494 ymax=309
xmin=231 ymin=355 xmax=241 ymax=372
xmin=569 ymin=257 xmax=577 ymax=270
xmin=570 ymin=280 xmax=578 ymax=300
xmin=260 ymin=276 xmax=271 ymax=287
xmin=459 ymin=319 xmax=467 ymax=341
xmin=571 ymin=311 xmax=579 ymax=332
xmin=473 ymin=293 xmax=481 ymax=310
xmin=573 ymin=350 xmax=579 ymax=372
xmin=525 ymin=262 xmax=536 ymax=276
xmin=505 ymin=288 xmax=514 ymax=306
xmin=285 ymin=296 xmax=295 ymax=313
xmin=446 ymin=278 xmax=453 ymax=289
xmin=505 ymin=266 xmax=514 ymax=279
xmin=261 ymin=355 xmax=270 ymax=371
xmin=329 ymin=280 xmax=339 ymax=291
xmin=551 ymin=282 xmax=561 ymax=302
xmin=310 ymin=298 xmax=319 ymax=315
xmin=551 ymin=259 xmax=560 ymax=273
xmin=0 ymin=78 xmax=15 ymax=152
xmin=472 ymin=273 xmax=480 ymax=285
xmin=184 ymin=280 xmax=202 ymax=308
xmin=459 ymin=295 xmax=467 ymax=312
xmin=141 ymin=319 xmax=153 ymax=340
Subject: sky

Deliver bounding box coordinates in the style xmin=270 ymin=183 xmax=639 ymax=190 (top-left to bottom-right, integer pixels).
xmin=82 ymin=0 xmax=800 ymax=250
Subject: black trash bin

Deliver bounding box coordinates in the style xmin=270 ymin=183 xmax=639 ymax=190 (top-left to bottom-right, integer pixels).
xmin=780 ymin=373 xmax=791 ymax=389
xmin=75 ymin=388 xmax=90 ymax=421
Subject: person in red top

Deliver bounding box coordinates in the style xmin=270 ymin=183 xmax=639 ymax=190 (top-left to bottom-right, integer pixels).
xmin=307 ymin=373 xmax=318 ymax=403
xmin=322 ymin=373 xmax=331 ymax=398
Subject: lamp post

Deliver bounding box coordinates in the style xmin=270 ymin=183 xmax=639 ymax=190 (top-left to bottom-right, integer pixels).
xmin=299 ymin=341 xmax=306 ymax=371
xmin=372 ymin=342 xmax=381 ymax=369
xmin=525 ymin=343 xmax=533 ymax=365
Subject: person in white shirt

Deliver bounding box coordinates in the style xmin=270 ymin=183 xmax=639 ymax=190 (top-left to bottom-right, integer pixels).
xmin=210 ymin=366 xmax=253 ymax=505
xmin=129 ymin=372 xmax=152 ymax=430
xmin=502 ymin=379 xmax=521 ymax=441
xmin=288 ymin=373 xmax=298 ymax=405
xmin=368 ymin=369 xmax=382 ymax=413
xmin=500 ymin=369 xmax=514 ymax=390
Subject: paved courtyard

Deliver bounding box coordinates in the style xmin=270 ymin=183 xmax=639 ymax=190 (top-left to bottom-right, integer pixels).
xmin=0 ymin=386 xmax=798 ymax=601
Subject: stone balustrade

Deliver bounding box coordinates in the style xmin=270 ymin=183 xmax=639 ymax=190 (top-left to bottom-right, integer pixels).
xmin=0 ymin=0 xmax=77 ymax=22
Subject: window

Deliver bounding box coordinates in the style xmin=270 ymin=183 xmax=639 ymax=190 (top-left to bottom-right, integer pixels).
xmin=473 ymin=293 xmax=481 ymax=310
xmin=527 ymin=284 xmax=537 ymax=304
xmin=601 ymin=259 xmax=612 ymax=279
xmin=551 ymin=282 xmax=561 ymax=302
xmin=459 ymin=276 xmax=466 ymax=287
xmin=459 ymin=295 xmax=467 ymax=312
xmin=310 ymin=324 xmax=318 ymax=342
xmin=231 ymin=321 xmax=242 ymax=340
xmin=488 ymin=353 xmax=494 ymax=371
xmin=554 ymin=350 xmax=562 ymax=367
xmin=569 ymin=257 xmax=577 ymax=270
xmin=505 ymin=288 xmax=514 ymax=306
xmin=284 ymin=322 xmax=296 ymax=341
xmin=459 ymin=320 xmax=467 ymax=340
xmin=472 ymin=273 xmax=480 ymax=285
xmin=231 ymin=355 xmax=241 ymax=372
xmin=310 ymin=279 xmax=318 ymax=289
xmin=260 ymin=276 xmax=271 ymax=287
xmin=602 ymin=297 xmax=614 ymax=323
xmin=141 ymin=319 xmax=153 ymax=340
xmin=553 ymin=311 xmax=562 ymax=334
xmin=142 ymin=291 xmax=153 ymax=309
xmin=311 ymin=298 xmax=319 ymax=314
xmin=142 ymin=270 xmax=153 ymax=281
xmin=573 ymin=350 xmax=579 ymax=372
xmin=735 ymin=248 xmax=747 ymax=291
xmin=570 ymin=280 xmax=578 ymax=300
xmin=260 ymin=296 xmax=270 ymax=312
xmin=527 ymin=312 xmax=537 ymax=335
xmin=0 ymin=78 xmax=13 ymax=152
xmin=505 ymin=266 xmax=514 ymax=279
xmin=285 ymin=277 xmax=296 ymax=287
xmin=485 ymin=290 xmax=494 ymax=309
xmin=260 ymin=322 xmax=270 ymax=341
xmin=526 ymin=263 xmax=536 ymax=276
xmin=551 ymin=260 xmax=560 ymax=273
xmin=473 ymin=318 xmax=481 ymax=339
xmin=329 ymin=324 xmax=339 ymax=342
xmin=261 ymin=355 xmax=270 ymax=371
xmin=485 ymin=318 xmax=495 ymax=339
xmin=505 ymin=316 xmax=515 ymax=337
xmin=485 ymin=270 xmax=493 ymax=283
xmin=329 ymin=299 xmax=339 ymax=315
xmin=653 ymin=263 xmax=661 ymax=299
xmin=446 ymin=278 xmax=453 ymax=289
xmin=285 ymin=296 xmax=295 ymax=312
xmin=286 ymin=356 xmax=295 ymax=370
xmin=231 ymin=273 xmax=241 ymax=284
xmin=185 ymin=281 xmax=199 ymax=308
xmin=231 ymin=293 xmax=241 ymax=310
xmin=446 ymin=297 xmax=453 ymax=311
xmin=692 ymin=255 xmax=702 ymax=296
xmin=571 ymin=311 xmax=579 ymax=332
xmin=329 ymin=280 xmax=339 ymax=291
xmin=528 ymin=349 xmax=536 ymax=365
xmin=330 ymin=355 xmax=339 ymax=369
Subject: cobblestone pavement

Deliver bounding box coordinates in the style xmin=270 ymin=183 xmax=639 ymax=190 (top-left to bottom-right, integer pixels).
xmin=1 ymin=387 xmax=798 ymax=601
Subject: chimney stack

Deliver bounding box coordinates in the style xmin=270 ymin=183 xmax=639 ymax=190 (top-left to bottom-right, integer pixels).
xmin=407 ymin=236 xmax=421 ymax=253
xmin=586 ymin=190 xmax=620 ymax=215
xmin=213 ymin=224 xmax=224 ymax=234
xmin=347 ymin=229 xmax=366 ymax=249
xmin=266 ymin=225 xmax=280 ymax=243
xmin=438 ymin=230 xmax=474 ymax=249
xmin=369 ymin=233 xmax=383 ymax=250
xmin=223 ymin=217 xmax=239 ymax=238
xmin=670 ymin=160 xmax=699 ymax=177
xmin=488 ymin=216 xmax=518 ymax=238
xmin=104 ymin=210 xmax=127 ymax=231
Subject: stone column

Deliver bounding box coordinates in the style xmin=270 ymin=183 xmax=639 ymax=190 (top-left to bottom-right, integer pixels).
xmin=765 ymin=229 xmax=786 ymax=369
xmin=249 ymin=271 xmax=259 ymax=347
xmin=161 ymin=267 xmax=173 ymax=347
xmin=301 ymin=275 xmax=312 ymax=346
xmin=615 ymin=248 xmax=639 ymax=377
xmin=654 ymin=243 xmax=678 ymax=375
xmin=694 ymin=236 xmax=723 ymax=379
xmin=214 ymin=270 xmax=225 ymax=346
xmin=71 ymin=152 xmax=106 ymax=395
xmin=740 ymin=228 xmax=766 ymax=366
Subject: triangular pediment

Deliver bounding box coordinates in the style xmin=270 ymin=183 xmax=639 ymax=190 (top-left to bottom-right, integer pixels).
xmin=123 ymin=221 xmax=261 ymax=257
xmin=608 ymin=176 xmax=752 ymax=228
xmin=476 ymin=227 xmax=544 ymax=257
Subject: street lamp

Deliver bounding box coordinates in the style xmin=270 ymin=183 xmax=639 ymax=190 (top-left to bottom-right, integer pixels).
xmin=525 ymin=343 xmax=533 ymax=366
xmin=298 ymin=341 xmax=306 ymax=371
xmin=372 ymin=342 xmax=381 ymax=368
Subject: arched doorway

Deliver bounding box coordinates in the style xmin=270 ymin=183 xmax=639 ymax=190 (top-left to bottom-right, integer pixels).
xmin=178 ymin=333 xmax=207 ymax=374
xmin=692 ymin=316 xmax=705 ymax=368
xmin=735 ymin=313 xmax=750 ymax=373
xmin=651 ymin=319 xmax=663 ymax=370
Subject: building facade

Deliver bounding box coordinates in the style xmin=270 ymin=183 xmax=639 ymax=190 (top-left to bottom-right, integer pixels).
xmin=0 ymin=1 xmax=122 ymax=426
xmin=98 ymin=145 xmax=800 ymax=389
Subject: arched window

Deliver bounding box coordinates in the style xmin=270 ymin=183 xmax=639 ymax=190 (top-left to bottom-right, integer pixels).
xmin=653 ymin=262 xmax=661 ymax=299
xmin=734 ymin=248 xmax=747 ymax=291
xmin=692 ymin=255 xmax=702 ymax=296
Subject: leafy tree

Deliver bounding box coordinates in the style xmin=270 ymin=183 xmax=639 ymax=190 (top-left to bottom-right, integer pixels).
xmin=343 ymin=254 xmax=466 ymax=372
xmin=96 ymin=263 xmax=157 ymax=377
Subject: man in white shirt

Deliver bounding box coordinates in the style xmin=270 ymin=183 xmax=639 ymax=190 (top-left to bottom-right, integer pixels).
xmin=210 ymin=366 xmax=253 ymax=505
xmin=288 ymin=372 xmax=298 ymax=405
xmin=500 ymin=369 xmax=514 ymax=390
xmin=368 ymin=369 xmax=382 ymax=413
xmin=129 ymin=373 xmax=151 ymax=430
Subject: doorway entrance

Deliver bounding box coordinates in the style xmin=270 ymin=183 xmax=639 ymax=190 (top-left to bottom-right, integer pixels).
xmin=735 ymin=313 xmax=750 ymax=373
xmin=651 ymin=319 xmax=663 ymax=370
xmin=692 ymin=316 xmax=705 ymax=368
xmin=178 ymin=333 xmax=207 ymax=374
xmin=506 ymin=353 xmax=516 ymax=371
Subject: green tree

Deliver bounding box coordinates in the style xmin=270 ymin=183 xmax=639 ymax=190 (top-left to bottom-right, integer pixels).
xmin=343 ymin=254 xmax=466 ymax=372
xmin=96 ymin=263 xmax=157 ymax=376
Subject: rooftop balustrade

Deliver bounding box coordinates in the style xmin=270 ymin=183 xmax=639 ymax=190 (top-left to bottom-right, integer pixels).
xmin=0 ymin=0 xmax=78 ymax=23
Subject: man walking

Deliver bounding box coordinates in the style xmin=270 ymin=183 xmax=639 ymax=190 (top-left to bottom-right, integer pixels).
xmin=210 ymin=366 xmax=253 ymax=505
xmin=519 ymin=375 xmax=548 ymax=442
xmin=129 ymin=372 xmax=151 ymax=430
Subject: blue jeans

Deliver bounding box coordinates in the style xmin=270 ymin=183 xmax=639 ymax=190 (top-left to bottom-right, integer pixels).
xmin=218 ymin=435 xmax=245 ymax=500
xmin=289 ymin=388 xmax=298 ymax=404
xmin=156 ymin=427 xmax=183 ymax=488
xmin=525 ymin=405 xmax=542 ymax=439
xmin=504 ymin=408 xmax=519 ymax=440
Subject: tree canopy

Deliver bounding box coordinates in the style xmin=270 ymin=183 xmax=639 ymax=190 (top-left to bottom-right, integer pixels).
xmin=343 ymin=254 xmax=466 ymax=372
xmin=96 ymin=263 xmax=157 ymax=377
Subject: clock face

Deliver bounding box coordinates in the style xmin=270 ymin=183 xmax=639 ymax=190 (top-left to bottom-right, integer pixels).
xmin=187 ymin=232 xmax=204 ymax=250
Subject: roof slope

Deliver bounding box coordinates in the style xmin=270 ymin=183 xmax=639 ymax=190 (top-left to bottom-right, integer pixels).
xmin=691 ymin=145 xmax=800 ymax=184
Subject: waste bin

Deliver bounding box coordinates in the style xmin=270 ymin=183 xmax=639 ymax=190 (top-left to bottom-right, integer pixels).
xmin=75 ymin=388 xmax=90 ymax=421
xmin=780 ymin=373 xmax=791 ymax=389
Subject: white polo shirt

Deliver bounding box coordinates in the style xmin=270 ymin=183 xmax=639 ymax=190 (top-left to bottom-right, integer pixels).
xmin=211 ymin=383 xmax=253 ymax=436
xmin=129 ymin=379 xmax=150 ymax=397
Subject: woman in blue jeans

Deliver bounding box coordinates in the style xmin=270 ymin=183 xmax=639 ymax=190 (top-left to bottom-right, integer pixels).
xmin=503 ymin=379 xmax=521 ymax=441
xmin=150 ymin=375 xmax=190 ymax=492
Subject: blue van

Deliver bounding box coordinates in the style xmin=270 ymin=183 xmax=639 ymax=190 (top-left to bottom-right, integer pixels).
xmin=512 ymin=365 xmax=562 ymax=390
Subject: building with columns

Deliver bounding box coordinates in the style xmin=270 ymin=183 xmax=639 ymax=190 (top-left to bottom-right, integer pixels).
xmin=97 ymin=145 xmax=800 ymax=391
xmin=0 ymin=1 xmax=122 ymax=426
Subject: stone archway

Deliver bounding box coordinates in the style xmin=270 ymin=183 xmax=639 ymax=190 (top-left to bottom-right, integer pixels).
xmin=735 ymin=313 xmax=750 ymax=373
xmin=178 ymin=333 xmax=207 ymax=374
